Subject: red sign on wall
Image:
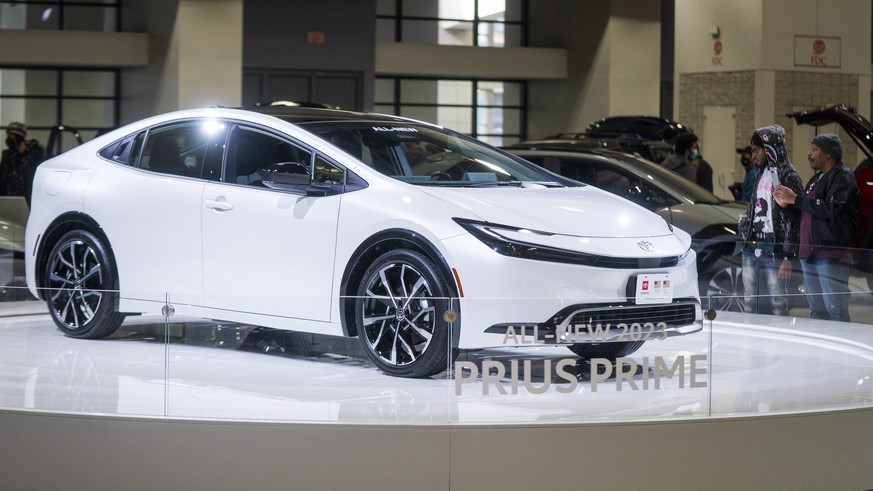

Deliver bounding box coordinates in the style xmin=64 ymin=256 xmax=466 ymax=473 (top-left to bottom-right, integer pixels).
xmin=711 ymin=40 xmax=723 ymax=66
xmin=794 ymin=35 xmax=841 ymax=67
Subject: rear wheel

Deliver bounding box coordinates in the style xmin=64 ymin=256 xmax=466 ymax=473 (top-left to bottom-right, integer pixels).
xmin=44 ymin=230 xmax=124 ymax=339
xmin=355 ymin=249 xmax=454 ymax=378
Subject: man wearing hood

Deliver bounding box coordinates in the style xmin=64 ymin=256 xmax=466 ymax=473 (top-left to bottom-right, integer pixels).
xmin=737 ymin=125 xmax=803 ymax=315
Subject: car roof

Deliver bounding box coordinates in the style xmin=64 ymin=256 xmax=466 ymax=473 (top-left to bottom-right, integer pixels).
xmin=245 ymin=105 xmax=415 ymax=124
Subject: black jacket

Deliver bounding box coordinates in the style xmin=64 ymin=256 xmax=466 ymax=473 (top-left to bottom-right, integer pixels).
xmin=793 ymin=163 xmax=859 ymax=251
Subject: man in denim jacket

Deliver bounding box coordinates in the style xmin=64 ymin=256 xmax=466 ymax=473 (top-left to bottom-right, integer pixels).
xmin=737 ymin=125 xmax=803 ymax=314
xmin=774 ymin=133 xmax=859 ymax=321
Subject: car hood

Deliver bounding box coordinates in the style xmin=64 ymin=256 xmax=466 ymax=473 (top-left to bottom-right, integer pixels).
xmin=419 ymin=186 xmax=674 ymax=238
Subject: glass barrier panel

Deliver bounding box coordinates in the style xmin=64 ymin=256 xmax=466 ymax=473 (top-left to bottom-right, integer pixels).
xmin=702 ymin=252 xmax=873 ymax=416
xmin=0 ymin=285 xmax=169 ymax=418
xmin=448 ymin=294 xmax=712 ymax=424
xmin=5 ymin=243 xmax=873 ymax=425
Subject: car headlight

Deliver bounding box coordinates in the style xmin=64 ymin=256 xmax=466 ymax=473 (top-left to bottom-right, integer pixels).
xmin=453 ymin=218 xmax=680 ymax=268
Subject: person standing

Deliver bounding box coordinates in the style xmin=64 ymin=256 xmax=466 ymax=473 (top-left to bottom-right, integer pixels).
xmin=661 ymin=133 xmax=697 ymax=182
xmin=0 ymin=122 xmax=45 ymax=205
xmin=693 ymin=147 xmax=713 ymax=192
xmin=737 ymin=125 xmax=803 ymax=315
xmin=774 ymin=134 xmax=859 ymax=322
xmin=738 ymin=145 xmax=756 ymax=202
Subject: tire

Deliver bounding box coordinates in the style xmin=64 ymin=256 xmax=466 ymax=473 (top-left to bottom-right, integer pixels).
xmin=705 ymin=265 xmax=745 ymax=312
xmin=567 ymin=341 xmax=644 ymax=360
xmin=44 ymin=229 xmax=124 ymax=339
xmin=355 ymin=249 xmax=454 ymax=377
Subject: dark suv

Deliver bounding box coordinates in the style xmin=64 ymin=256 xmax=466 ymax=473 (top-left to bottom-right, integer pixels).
xmin=534 ymin=115 xmax=693 ymax=164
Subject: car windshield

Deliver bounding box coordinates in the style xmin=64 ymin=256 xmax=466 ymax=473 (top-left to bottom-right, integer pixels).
xmin=605 ymin=151 xmax=728 ymax=205
xmin=297 ymin=120 xmax=560 ymax=186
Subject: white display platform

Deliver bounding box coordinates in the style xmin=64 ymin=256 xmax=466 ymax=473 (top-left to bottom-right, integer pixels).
xmin=1 ymin=307 xmax=873 ymax=422
xmin=2 ymin=304 xmax=873 ymax=489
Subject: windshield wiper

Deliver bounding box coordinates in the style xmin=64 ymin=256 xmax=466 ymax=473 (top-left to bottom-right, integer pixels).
xmin=463 ymin=180 xmax=525 ymax=187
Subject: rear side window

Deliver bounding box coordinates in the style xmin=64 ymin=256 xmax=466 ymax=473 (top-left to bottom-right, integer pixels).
xmin=99 ymin=119 xmax=227 ymax=179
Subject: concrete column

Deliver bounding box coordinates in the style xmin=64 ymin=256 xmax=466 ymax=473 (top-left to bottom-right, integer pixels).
xmin=121 ymin=0 xmax=242 ymax=122
xmin=527 ymin=0 xmax=661 ymax=138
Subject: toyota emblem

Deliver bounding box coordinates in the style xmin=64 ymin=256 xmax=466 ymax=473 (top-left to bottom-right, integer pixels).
xmin=637 ymin=241 xmax=655 ymax=252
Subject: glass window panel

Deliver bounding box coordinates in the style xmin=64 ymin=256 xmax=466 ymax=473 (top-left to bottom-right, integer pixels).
xmin=376 ymin=0 xmax=396 ymax=16
xmin=27 ymin=5 xmax=60 ymax=30
xmin=399 ymin=106 xmax=439 ymax=125
xmin=438 ymin=80 xmax=472 ymax=105
xmin=62 ymin=6 xmax=116 ymax=31
xmin=400 ymin=80 xmax=439 ymax=104
xmin=437 ymin=20 xmax=473 ymax=46
xmin=376 ymin=18 xmax=396 ymax=42
xmin=477 ymin=134 xmax=503 ymax=146
xmin=501 ymin=108 xmax=521 ymax=135
xmin=501 ymin=82 xmax=523 ymax=106
xmin=10 ymin=99 xmax=57 ymax=127
xmin=477 ymin=106 xmax=503 ymax=135
xmin=477 ymin=21 xmax=504 ymax=47
xmin=436 ymin=106 xmax=472 ymax=133
xmin=62 ymin=99 xmax=115 ymax=128
xmin=0 ymin=69 xmax=57 ymax=96
xmin=502 ymin=0 xmax=524 ymax=21
xmin=403 ymin=0 xmax=440 ymax=18
xmin=478 ymin=0 xmax=505 ymax=19
xmin=373 ymin=104 xmax=396 ymax=116
xmin=374 ymin=79 xmax=395 ymax=104
xmin=63 ymin=71 xmax=115 ymax=97
xmin=439 ymin=0 xmax=474 ymax=20
xmin=401 ymin=19 xmax=440 ymax=43
xmin=500 ymin=23 xmax=524 ymax=47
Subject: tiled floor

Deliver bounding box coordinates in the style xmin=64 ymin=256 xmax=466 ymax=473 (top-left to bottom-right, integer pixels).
xmin=2 ymin=301 xmax=873 ymax=425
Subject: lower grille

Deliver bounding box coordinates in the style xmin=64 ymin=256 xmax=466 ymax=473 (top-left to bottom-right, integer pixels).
xmin=558 ymin=302 xmax=697 ymax=328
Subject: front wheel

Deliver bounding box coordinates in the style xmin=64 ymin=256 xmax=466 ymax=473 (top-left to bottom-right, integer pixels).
xmin=44 ymin=230 xmax=124 ymax=339
xmin=355 ymin=249 xmax=454 ymax=378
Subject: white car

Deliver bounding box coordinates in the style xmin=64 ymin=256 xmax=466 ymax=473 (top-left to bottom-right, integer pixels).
xmin=25 ymin=106 xmax=702 ymax=377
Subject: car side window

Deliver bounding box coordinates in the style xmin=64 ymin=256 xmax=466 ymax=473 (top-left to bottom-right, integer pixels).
xmin=139 ymin=121 xmax=211 ymax=178
xmin=314 ymin=155 xmax=345 ymax=185
xmin=592 ymin=166 xmax=632 ymax=197
xmin=557 ymin=158 xmax=597 ymax=185
xmin=226 ymin=126 xmax=312 ymax=187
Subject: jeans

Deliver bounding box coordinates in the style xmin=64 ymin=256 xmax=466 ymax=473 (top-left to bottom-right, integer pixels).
xmin=742 ymin=242 xmax=789 ymax=315
xmin=800 ymin=258 xmax=851 ymax=322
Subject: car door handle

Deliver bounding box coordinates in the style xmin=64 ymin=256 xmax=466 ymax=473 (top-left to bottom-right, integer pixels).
xmin=204 ymin=199 xmax=233 ymax=211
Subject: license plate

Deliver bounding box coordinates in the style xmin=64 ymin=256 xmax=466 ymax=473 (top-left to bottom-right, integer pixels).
xmin=635 ymin=273 xmax=672 ymax=304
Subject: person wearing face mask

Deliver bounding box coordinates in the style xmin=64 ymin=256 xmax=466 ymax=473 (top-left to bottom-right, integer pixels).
xmin=737 ymin=145 xmax=756 ymax=202
xmin=0 ymin=122 xmax=45 ymax=205
xmin=661 ymin=133 xmax=698 ymax=182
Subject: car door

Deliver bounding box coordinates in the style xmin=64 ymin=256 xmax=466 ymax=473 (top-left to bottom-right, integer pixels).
xmin=86 ymin=120 xmax=216 ymax=307
xmin=200 ymin=124 xmax=343 ymax=324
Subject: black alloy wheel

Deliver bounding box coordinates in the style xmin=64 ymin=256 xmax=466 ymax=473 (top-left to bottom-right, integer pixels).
xmin=705 ymin=266 xmax=745 ymax=312
xmin=355 ymin=249 xmax=453 ymax=378
xmin=45 ymin=230 xmax=124 ymax=339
